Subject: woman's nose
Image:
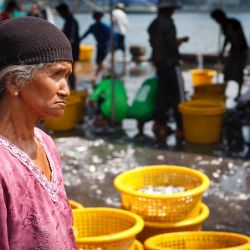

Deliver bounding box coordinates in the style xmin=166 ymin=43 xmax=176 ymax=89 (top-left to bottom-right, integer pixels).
xmin=59 ymin=79 xmax=70 ymax=97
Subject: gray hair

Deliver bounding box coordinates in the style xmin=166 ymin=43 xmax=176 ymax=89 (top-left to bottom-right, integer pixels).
xmin=0 ymin=62 xmax=55 ymax=98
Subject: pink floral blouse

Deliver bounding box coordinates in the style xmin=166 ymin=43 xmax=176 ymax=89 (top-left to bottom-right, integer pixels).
xmin=0 ymin=128 xmax=76 ymax=250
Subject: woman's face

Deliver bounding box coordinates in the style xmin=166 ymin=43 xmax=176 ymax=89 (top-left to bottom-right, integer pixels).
xmin=19 ymin=61 xmax=72 ymax=120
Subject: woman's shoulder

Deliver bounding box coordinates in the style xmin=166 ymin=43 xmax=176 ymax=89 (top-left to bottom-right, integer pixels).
xmin=35 ymin=127 xmax=54 ymax=144
xmin=35 ymin=127 xmax=61 ymax=164
xmin=35 ymin=127 xmax=59 ymax=154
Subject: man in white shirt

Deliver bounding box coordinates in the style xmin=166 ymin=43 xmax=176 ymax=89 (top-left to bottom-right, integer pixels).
xmin=112 ymin=2 xmax=128 ymax=75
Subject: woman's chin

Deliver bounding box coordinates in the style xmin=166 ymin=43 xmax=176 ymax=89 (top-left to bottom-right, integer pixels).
xmin=44 ymin=110 xmax=65 ymax=119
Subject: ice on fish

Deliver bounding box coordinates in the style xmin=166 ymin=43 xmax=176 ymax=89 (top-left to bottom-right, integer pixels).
xmin=137 ymin=185 xmax=185 ymax=194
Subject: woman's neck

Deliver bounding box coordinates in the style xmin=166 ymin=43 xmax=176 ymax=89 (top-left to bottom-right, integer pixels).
xmin=0 ymin=99 xmax=38 ymax=156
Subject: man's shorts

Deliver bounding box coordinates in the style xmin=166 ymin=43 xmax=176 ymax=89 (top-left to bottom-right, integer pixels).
xmin=224 ymin=50 xmax=248 ymax=85
xmin=115 ymin=34 xmax=125 ymax=51
xmin=96 ymin=46 xmax=109 ymax=65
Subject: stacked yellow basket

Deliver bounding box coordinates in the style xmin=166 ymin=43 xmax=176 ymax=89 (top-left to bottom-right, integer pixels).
xmin=114 ymin=165 xmax=210 ymax=242
xmin=144 ymin=231 xmax=250 ymax=250
xmin=70 ymin=90 xmax=88 ymax=122
xmin=72 ymin=208 xmax=144 ymax=250
xmin=69 ymin=199 xmax=84 ymax=210
xmin=190 ymin=69 xmax=217 ymax=86
xmin=79 ymin=45 xmax=94 ymax=62
xmin=179 ymin=100 xmax=226 ymax=144
xmin=183 ymin=69 xmax=226 ymax=144
xmin=192 ymin=83 xmax=226 ymax=101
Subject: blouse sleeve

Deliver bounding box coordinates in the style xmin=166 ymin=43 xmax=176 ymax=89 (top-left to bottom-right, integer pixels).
xmin=0 ymin=184 xmax=9 ymax=250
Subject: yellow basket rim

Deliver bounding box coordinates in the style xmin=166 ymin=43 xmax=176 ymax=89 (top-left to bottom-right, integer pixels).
xmin=144 ymin=231 xmax=250 ymax=250
xmin=194 ymin=82 xmax=226 ymax=88
xmin=69 ymin=199 xmax=84 ymax=209
xmin=179 ymin=100 xmax=225 ymax=115
xmin=114 ymin=165 xmax=210 ymax=199
xmin=144 ymin=203 xmax=209 ymax=228
xmin=134 ymin=240 xmax=144 ymax=250
xmin=190 ymin=69 xmax=217 ymax=75
xmin=73 ymin=207 xmax=144 ymax=243
xmin=80 ymin=44 xmax=95 ymax=48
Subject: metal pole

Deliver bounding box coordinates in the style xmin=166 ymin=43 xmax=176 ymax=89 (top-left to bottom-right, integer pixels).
xmin=110 ymin=0 xmax=116 ymax=121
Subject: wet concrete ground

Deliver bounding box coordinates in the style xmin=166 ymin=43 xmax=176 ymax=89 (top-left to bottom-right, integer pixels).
xmin=46 ymin=61 xmax=250 ymax=236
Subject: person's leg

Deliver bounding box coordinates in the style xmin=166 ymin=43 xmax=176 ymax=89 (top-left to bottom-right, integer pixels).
xmin=223 ymin=52 xmax=247 ymax=100
xmin=94 ymin=47 xmax=107 ymax=86
xmin=94 ymin=96 xmax=108 ymax=126
xmin=120 ymin=35 xmax=126 ymax=76
xmin=94 ymin=61 xmax=105 ymax=83
xmin=234 ymin=51 xmax=248 ymax=100
xmin=68 ymin=61 xmax=76 ymax=90
xmin=171 ymin=65 xmax=183 ymax=131
xmin=154 ymin=68 xmax=168 ymax=122
xmin=153 ymin=66 xmax=172 ymax=137
xmin=137 ymin=121 xmax=144 ymax=136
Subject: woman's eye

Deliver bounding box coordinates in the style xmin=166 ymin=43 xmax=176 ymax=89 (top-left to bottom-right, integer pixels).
xmin=50 ymin=67 xmax=72 ymax=79
xmin=53 ymin=70 xmax=63 ymax=76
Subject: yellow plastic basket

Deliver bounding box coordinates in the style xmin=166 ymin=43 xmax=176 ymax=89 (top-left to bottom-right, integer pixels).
xmin=69 ymin=199 xmax=84 ymax=209
xmin=192 ymin=83 xmax=226 ymax=101
xmin=75 ymin=61 xmax=94 ymax=76
xmin=73 ymin=208 xmax=144 ymax=250
xmin=114 ymin=165 xmax=210 ymax=223
xmin=137 ymin=203 xmax=209 ymax=242
xmin=44 ymin=95 xmax=81 ymax=131
xmin=179 ymin=100 xmax=225 ymax=144
xmin=79 ymin=44 xmax=94 ymax=62
xmin=190 ymin=69 xmax=217 ymax=86
xmin=129 ymin=240 xmax=144 ymax=250
xmin=70 ymin=90 xmax=88 ymax=122
xmin=144 ymin=231 xmax=250 ymax=250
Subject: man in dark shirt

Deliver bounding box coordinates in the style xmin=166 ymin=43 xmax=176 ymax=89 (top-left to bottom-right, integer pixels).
xmin=211 ymin=9 xmax=248 ymax=100
xmin=147 ymin=0 xmax=189 ymax=138
xmin=56 ymin=3 xmax=80 ymax=90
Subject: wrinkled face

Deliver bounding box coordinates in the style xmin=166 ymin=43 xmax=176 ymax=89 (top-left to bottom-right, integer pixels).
xmin=19 ymin=61 xmax=72 ymax=120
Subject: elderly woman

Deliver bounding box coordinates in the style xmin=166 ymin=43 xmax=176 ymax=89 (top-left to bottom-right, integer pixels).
xmin=0 ymin=17 xmax=75 ymax=249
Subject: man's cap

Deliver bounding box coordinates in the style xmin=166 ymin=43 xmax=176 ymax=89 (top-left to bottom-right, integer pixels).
xmin=157 ymin=0 xmax=181 ymax=10
xmin=56 ymin=3 xmax=69 ymax=11
xmin=116 ymin=2 xmax=125 ymax=10
xmin=93 ymin=10 xmax=104 ymax=19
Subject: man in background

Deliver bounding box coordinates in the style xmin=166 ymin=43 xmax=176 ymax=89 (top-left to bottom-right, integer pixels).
xmin=112 ymin=2 xmax=128 ymax=75
xmin=147 ymin=0 xmax=189 ymax=138
xmin=27 ymin=2 xmax=55 ymax=24
xmin=0 ymin=1 xmax=18 ymax=21
xmin=80 ymin=11 xmax=111 ymax=86
xmin=211 ymin=9 xmax=248 ymax=100
xmin=56 ymin=3 xmax=80 ymax=90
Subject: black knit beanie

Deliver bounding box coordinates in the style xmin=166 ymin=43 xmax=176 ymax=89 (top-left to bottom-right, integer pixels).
xmin=0 ymin=16 xmax=73 ymax=71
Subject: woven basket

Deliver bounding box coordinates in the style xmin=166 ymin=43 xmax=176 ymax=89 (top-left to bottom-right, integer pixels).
xmin=73 ymin=208 xmax=144 ymax=250
xmin=144 ymin=231 xmax=250 ymax=250
xmin=114 ymin=165 xmax=210 ymax=222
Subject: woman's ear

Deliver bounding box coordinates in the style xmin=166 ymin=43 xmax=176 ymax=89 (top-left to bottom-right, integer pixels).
xmin=6 ymin=82 xmax=19 ymax=97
